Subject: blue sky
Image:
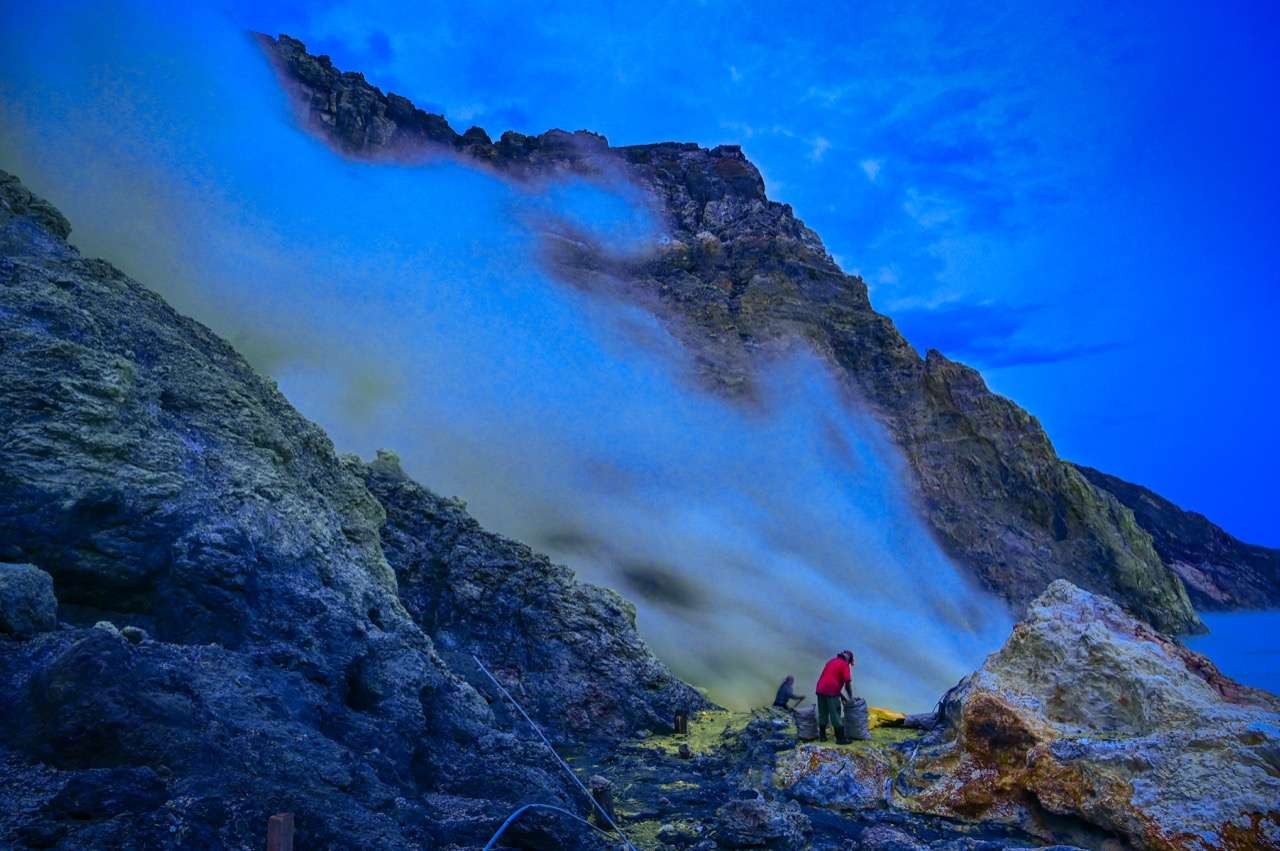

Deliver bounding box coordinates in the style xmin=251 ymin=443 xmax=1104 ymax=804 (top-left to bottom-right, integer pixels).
xmin=214 ymin=0 xmax=1279 ymax=545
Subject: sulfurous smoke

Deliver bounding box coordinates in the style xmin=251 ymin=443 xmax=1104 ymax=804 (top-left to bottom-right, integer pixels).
xmin=0 ymin=1 xmax=1012 ymax=710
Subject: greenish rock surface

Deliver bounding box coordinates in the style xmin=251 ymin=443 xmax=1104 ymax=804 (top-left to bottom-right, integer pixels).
xmin=358 ymin=449 xmax=709 ymax=743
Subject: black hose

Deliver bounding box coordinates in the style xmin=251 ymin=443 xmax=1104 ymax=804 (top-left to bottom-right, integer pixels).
xmin=481 ymin=802 xmax=613 ymax=850
xmin=472 ymin=654 xmax=638 ymax=851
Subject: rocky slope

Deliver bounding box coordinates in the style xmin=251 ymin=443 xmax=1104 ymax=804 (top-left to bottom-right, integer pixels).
xmin=358 ymin=450 xmax=707 ymax=743
xmin=1076 ymin=465 xmax=1280 ymax=610
xmin=773 ymin=581 xmax=1280 ymax=850
xmin=261 ymin=33 xmax=1201 ymax=634
xmin=0 ymin=169 xmax=699 ymax=849
xmin=567 ymin=707 xmax=1063 ymax=850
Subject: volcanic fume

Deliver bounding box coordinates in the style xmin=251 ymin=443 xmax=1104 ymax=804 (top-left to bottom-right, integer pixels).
xmin=1 ymin=4 xmax=1203 ymax=710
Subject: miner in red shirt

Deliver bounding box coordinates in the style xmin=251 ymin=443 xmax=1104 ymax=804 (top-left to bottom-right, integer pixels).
xmin=814 ymin=650 xmax=855 ymax=742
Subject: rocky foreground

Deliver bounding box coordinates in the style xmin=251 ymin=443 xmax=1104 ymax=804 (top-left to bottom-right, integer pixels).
xmin=575 ymin=581 xmax=1279 ymax=851
xmin=895 ymin=581 xmax=1280 ymax=849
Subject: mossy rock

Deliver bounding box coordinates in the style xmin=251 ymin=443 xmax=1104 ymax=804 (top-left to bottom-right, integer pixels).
xmin=642 ymin=708 xmax=756 ymax=757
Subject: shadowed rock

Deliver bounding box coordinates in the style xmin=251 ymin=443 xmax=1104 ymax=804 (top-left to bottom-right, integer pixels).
xmin=358 ymin=450 xmax=709 ymax=743
xmin=714 ymin=795 xmax=811 ymax=849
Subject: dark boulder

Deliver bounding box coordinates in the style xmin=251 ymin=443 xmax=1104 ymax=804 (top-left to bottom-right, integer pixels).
xmin=713 ymin=795 xmax=811 ymax=849
xmin=45 ymin=765 xmax=168 ymax=820
xmin=0 ymin=563 xmax=57 ymax=638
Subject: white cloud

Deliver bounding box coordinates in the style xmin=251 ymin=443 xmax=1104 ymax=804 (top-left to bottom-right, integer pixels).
xmin=809 ymin=135 xmax=831 ymax=162
xmin=859 ymin=158 xmax=882 ymax=182
xmin=728 ymin=64 xmax=742 ymax=83
xmin=902 ymin=187 xmax=958 ymax=228
xmin=880 ymin=291 xmax=966 ymax=312
xmin=803 ymin=83 xmax=852 ymax=106
xmin=720 ymin=120 xmax=796 ymax=141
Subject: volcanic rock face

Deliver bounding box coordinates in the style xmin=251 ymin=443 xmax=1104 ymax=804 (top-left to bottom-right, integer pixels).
xmin=1076 ymin=465 xmax=1280 ymax=610
xmin=0 ymin=170 xmax=692 ymax=848
xmin=894 ymin=581 xmax=1280 ymax=850
xmin=261 ymin=33 xmax=1200 ymax=634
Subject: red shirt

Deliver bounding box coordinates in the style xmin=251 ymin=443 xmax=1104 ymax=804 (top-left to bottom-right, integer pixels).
xmin=815 ymin=657 xmax=852 ymax=697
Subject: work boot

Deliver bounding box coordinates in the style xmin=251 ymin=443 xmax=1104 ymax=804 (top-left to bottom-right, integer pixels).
xmin=818 ymin=726 xmax=827 ymax=742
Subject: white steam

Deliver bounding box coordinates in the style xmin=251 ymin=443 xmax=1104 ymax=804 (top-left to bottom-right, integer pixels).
xmin=0 ymin=1 xmax=1012 ymax=710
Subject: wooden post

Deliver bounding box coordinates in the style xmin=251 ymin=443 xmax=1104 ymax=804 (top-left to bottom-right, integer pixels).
xmin=674 ymin=710 xmax=688 ymax=735
xmin=267 ymin=812 xmax=294 ymax=851
xmin=678 ymin=743 xmax=692 ymax=759
xmin=589 ymin=775 xmax=616 ymax=828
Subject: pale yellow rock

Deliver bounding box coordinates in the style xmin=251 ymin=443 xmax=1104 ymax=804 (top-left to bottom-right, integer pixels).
xmin=896 ymin=581 xmax=1280 ymax=851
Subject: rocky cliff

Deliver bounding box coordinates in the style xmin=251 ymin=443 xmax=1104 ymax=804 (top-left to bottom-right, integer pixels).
xmin=1076 ymin=465 xmax=1280 ymax=610
xmin=0 ymin=169 xmax=698 ymax=848
xmin=261 ymin=33 xmax=1201 ymax=634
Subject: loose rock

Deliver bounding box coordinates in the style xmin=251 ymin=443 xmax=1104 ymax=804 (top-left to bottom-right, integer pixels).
xmin=119 ymin=625 xmax=147 ymax=644
xmin=0 ymin=563 xmax=57 ymax=638
xmin=713 ymin=796 xmax=810 ymax=849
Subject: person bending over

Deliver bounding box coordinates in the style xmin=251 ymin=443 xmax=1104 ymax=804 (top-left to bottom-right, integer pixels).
xmin=772 ymin=675 xmax=806 ymax=709
xmin=814 ymin=650 xmax=855 ymax=742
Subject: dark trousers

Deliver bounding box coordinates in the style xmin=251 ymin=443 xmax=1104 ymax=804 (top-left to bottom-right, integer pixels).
xmin=816 ymin=694 xmax=842 ymax=729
